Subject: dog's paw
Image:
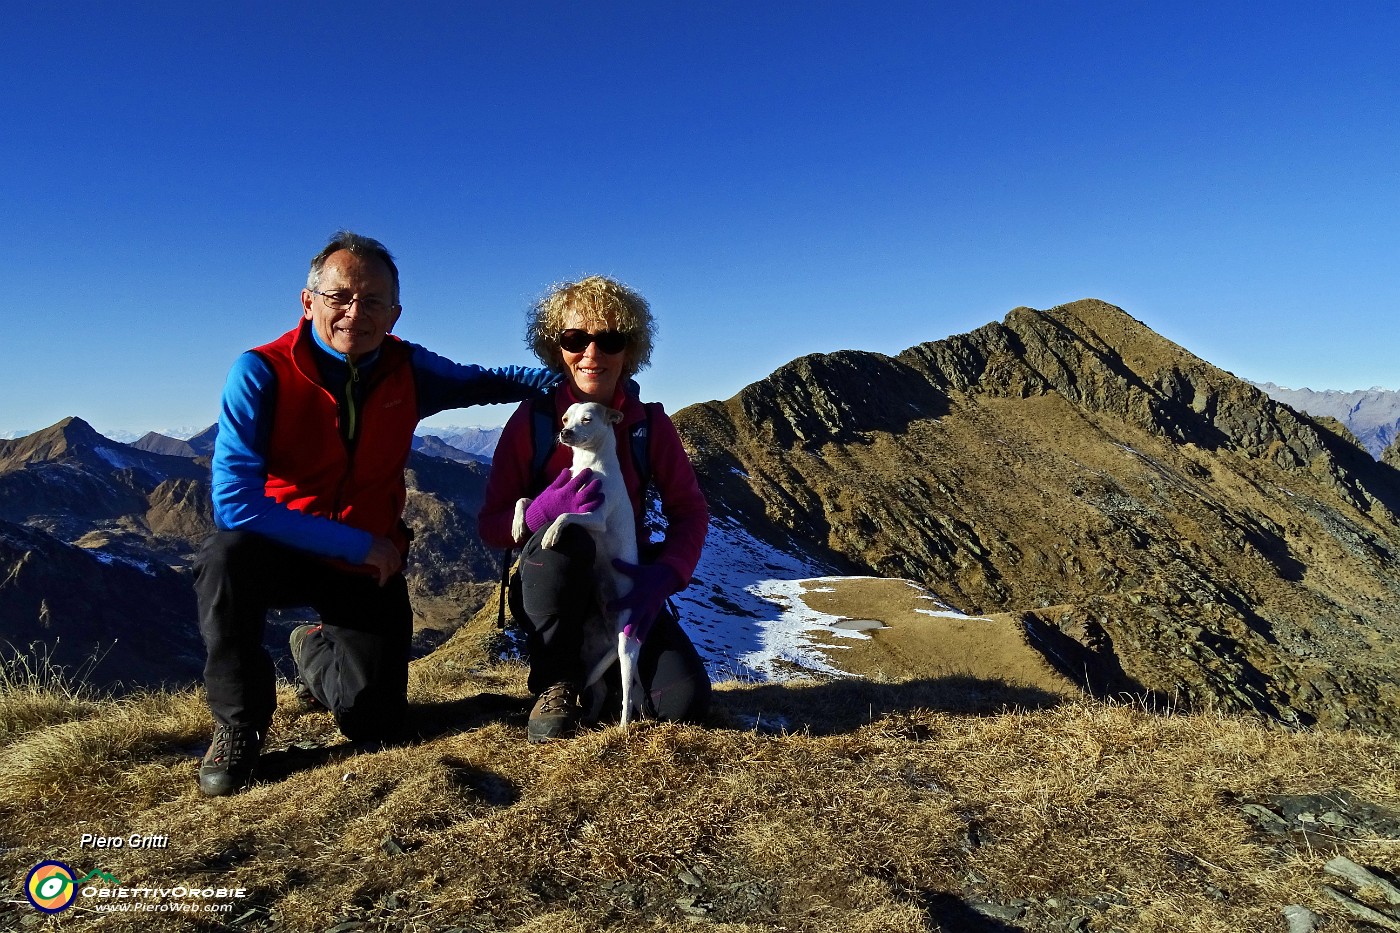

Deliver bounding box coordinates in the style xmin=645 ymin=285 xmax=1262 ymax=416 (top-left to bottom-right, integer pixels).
xmin=512 ymin=498 xmax=532 ymax=544
xmin=540 ymin=516 xmax=567 ymax=550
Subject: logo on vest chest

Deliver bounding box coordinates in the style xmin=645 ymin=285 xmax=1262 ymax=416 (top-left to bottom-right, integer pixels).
xmin=379 ymin=397 xmax=406 ymax=410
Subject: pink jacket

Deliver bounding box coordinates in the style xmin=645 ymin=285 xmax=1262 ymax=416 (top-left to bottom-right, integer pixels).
xmin=478 ymin=384 xmax=709 ymax=587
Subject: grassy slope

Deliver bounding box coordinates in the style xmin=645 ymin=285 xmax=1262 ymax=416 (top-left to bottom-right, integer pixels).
xmin=1 ymin=641 xmax=1397 ymax=933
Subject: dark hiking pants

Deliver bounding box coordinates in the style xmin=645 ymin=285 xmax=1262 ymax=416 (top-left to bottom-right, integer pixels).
xmin=509 ymin=524 xmax=711 ymax=723
xmin=194 ymin=530 xmax=412 ymax=742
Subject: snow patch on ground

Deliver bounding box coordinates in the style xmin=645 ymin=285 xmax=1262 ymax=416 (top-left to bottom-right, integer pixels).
xmin=93 ymin=445 xmax=143 ymax=471
xmin=675 ymin=517 xmax=975 ymax=682
xmin=87 ymin=548 xmax=158 ymax=577
xmin=915 ymin=608 xmax=991 ymax=621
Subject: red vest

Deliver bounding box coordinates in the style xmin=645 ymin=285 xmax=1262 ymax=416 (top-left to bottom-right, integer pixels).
xmin=253 ymin=323 xmax=418 ymax=552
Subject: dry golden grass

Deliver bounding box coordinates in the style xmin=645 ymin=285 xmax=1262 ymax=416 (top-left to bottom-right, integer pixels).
xmin=0 ymin=646 xmax=1396 ymax=933
xmin=0 ymin=643 xmax=103 ymax=743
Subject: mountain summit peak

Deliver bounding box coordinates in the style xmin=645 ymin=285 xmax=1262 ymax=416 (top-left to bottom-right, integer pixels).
xmin=0 ymin=416 xmax=108 ymax=469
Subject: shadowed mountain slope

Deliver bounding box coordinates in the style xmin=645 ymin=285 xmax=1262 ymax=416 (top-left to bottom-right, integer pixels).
xmin=672 ymin=300 xmax=1400 ymax=733
xmin=0 ymin=518 xmax=203 ymax=686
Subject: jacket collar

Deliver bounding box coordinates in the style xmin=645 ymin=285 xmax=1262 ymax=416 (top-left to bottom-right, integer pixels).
xmin=559 ymin=379 xmax=644 ymax=425
xmin=305 ymin=319 xmax=382 ymax=370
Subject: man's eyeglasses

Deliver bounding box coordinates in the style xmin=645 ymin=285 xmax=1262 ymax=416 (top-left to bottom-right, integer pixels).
xmin=311 ymin=290 xmax=397 ymax=315
xmin=558 ymin=329 xmax=629 ymax=354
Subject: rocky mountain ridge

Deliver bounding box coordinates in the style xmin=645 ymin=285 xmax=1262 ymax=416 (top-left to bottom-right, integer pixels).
xmin=671 ymin=299 xmax=1400 ymax=733
xmin=412 ymin=434 xmax=492 ymax=464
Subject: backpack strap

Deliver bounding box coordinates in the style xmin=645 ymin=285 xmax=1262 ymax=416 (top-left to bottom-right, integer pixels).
xmin=497 ymin=546 xmax=512 ymax=630
xmin=527 ymin=393 xmax=558 ymax=494
xmin=498 ymin=394 xmax=558 ymax=630
xmin=628 ymin=402 xmax=655 ymax=496
xmin=527 ymin=393 xmax=654 ymax=494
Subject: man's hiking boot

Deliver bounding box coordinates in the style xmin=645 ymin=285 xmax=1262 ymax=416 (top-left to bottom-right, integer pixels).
xmin=198 ymin=724 xmax=266 ymax=797
xmin=528 ymin=681 xmax=580 ymax=743
xmin=290 ymin=623 xmax=326 ymax=712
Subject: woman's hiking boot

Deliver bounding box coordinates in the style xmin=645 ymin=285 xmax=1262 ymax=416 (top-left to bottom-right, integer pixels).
xmin=528 ymin=681 xmax=580 ymax=743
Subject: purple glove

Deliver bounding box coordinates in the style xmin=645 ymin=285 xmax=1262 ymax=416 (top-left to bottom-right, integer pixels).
xmin=609 ymin=559 xmax=681 ymax=643
xmin=525 ymin=468 xmax=604 ymax=533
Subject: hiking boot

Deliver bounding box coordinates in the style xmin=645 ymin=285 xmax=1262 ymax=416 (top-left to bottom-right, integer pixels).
xmin=290 ymin=624 xmax=326 ymax=712
xmin=198 ymin=724 xmax=266 ymax=797
xmin=527 ymin=681 xmax=579 ymax=743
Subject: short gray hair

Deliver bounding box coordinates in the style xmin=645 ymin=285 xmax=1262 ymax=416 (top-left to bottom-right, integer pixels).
xmin=306 ymin=230 xmax=400 ymax=303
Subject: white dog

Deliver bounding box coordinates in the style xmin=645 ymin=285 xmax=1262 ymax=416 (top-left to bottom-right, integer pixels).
xmin=512 ymin=401 xmax=645 ymax=726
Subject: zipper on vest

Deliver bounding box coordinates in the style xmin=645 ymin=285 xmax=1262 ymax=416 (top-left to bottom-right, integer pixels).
xmin=344 ymin=357 xmax=360 ymax=442
xmin=333 ymin=429 xmax=357 ymax=521
xmin=333 ymin=354 xmax=373 ymax=520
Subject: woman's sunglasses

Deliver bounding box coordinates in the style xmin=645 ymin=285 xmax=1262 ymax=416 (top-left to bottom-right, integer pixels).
xmin=558 ymin=329 xmax=629 ymax=354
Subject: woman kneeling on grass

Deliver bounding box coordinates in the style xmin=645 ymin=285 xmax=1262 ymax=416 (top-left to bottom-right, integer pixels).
xmin=478 ymin=275 xmax=711 ymax=741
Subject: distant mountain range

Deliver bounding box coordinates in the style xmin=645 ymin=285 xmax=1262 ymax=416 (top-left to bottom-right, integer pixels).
xmin=0 ymin=418 xmax=212 ymax=685
xmin=4 ymin=424 xmax=506 ymax=459
xmin=412 ymin=434 xmax=492 ymax=465
xmin=1252 ymin=382 xmax=1400 ymax=459
xmin=122 ymin=424 xmax=503 ymax=464
xmin=415 ymin=425 xmax=504 ymax=459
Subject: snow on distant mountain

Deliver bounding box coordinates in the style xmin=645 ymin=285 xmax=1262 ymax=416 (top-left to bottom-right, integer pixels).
xmin=92 ymin=443 xmax=148 ymax=471
xmin=99 ymin=426 xmax=207 ymax=443
xmin=417 ymin=425 xmax=503 ymax=458
xmin=412 ymin=434 xmax=491 ymax=464
xmin=1252 ymin=382 xmax=1400 ymax=459
xmin=83 ymin=423 xmax=504 ymax=461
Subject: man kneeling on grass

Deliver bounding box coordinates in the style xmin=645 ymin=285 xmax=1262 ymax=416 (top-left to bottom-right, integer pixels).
xmin=194 ymin=231 xmax=556 ymax=796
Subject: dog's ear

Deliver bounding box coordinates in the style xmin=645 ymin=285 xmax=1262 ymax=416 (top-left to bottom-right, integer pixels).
xmin=606 ymin=407 xmax=624 ymax=425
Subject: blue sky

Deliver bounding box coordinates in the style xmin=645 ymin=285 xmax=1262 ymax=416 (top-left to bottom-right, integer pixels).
xmin=4 ymin=2 xmax=1396 ymax=438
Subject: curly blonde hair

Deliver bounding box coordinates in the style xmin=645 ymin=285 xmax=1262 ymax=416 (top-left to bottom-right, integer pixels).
xmin=526 ymin=275 xmax=655 ymax=377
